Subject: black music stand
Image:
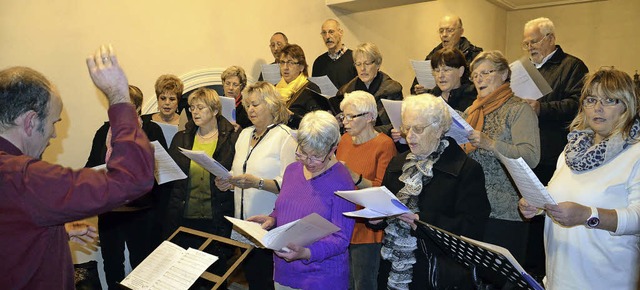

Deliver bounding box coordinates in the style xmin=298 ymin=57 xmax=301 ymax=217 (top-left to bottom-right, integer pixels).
xmin=415 ymin=220 xmax=543 ymax=290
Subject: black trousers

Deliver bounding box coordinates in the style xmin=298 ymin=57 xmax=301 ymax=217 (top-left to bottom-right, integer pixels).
xmin=242 ymin=247 xmax=275 ymax=290
xmin=98 ymin=209 xmax=153 ymax=290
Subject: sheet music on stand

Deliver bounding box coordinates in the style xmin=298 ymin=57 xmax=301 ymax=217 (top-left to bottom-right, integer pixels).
xmin=415 ymin=220 xmax=544 ymax=290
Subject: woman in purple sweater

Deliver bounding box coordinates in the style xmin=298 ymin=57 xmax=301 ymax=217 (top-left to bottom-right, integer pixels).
xmin=249 ymin=110 xmax=356 ymax=290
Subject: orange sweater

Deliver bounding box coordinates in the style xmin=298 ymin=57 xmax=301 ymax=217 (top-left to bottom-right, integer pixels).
xmin=336 ymin=132 xmax=397 ymax=244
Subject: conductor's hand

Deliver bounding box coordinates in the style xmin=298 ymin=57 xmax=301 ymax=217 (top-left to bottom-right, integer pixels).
xmin=65 ymin=221 xmax=98 ymax=246
xmin=247 ymin=215 xmax=275 ymax=230
xmin=86 ymin=44 xmax=129 ymax=106
xmin=274 ymin=243 xmax=311 ymax=262
xmin=518 ymin=198 xmax=539 ymax=219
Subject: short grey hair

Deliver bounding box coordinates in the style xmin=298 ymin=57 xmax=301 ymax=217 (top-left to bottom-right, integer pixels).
xmin=524 ymin=17 xmax=555 ymax=36
xmin=0 ymin=67 xmax=54 ymax=133
xmin=470 ymin=50 xmax=511 ymax=81
xmin=353 ymin=42 xmax=383 ymax=66
xmin=402 ymin=94 xmax=452 ymax=133
xmin=297 ymin=110 xmax=340 ymax=154
xmin=339 ymin=90 xmax=378 ymax=120
xmin=221 ymin=66 xmax=248 ymax=91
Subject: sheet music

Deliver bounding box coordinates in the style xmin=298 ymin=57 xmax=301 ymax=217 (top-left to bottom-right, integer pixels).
xmin=261 ymin=63 xmax=281 ymax=85
xmin=410 ymin=59 xmax=436 ymax=89
xmin=151 ymin=141 xmax=187 ymax=185
xmin=153 ymin=121 xmax=179 ymax=147
xmin=219 ymin=96 xmax=237 ymax=123
xmin=380 ymin=99 xmax=407 ymax=144
xmin=224 ymin=217 xmax=269 ymax=248
xmin=509 ymin=59 xmax=552 ymax=100
xmin=443 ymin=101 xmax=473 ymax=144
xmin=496 ymin=153 xmax=557 ymax=208
xmin=308 ymin=75 xmax=339 ymax=98
xmin=120 ymin=241 xmax=218 ymax=290
xmin=178 ymin=148 xmax=232 ymax=178
xmin=335 ymin=186 xmax=410 ymax=218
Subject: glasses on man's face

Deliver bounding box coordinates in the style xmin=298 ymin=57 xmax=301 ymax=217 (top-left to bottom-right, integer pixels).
xmin=278 ymin=60 xmax=300 ymax=67
xmin=224 ymin=81 xmax=241 ymax=88
xmin=470 ymin=69 xmax=497 ymax=81
xmin=583 ymin=96 xmax=622 ymax=108
xmin=189 ymin=105 xmax=208 ymax=112
xmin=295 ymin=144 xmax=330 ymax=164
xmin=337 ymin=112 xmax=368 ymax=123
xmin=439 ymin=27 xmax=458 ymax=35
xmin=432 ymin=66 xmax=456 ymax=75
xmin=521 ymin=33 xmax=550 ymax=50
xmin=354 ymin=60 xmax=375 ymax=68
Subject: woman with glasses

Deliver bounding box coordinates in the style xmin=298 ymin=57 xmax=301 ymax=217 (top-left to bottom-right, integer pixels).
xmin=369 ymin=94 xmax=489 ymax=289
xmin=336 ymin=42 xmax=402 ymax=129
xmin=275 ymin=44 xmax=330 ymax=129
xmin=519 ymin=69 xmax=640 ymax=289
xmin=335 ymin=91 xmax=397 ymax=290
xmin=215 ymin=81 xmax=297 ymax=290
xmin=463 ymin=50 xmax=540 ymax=267
xmin=164 ymin=87 xmax=240 ymax=277
xmin=248 ymin=111 xmax=356 ymax=290
xmin=221 ymin=66 xmax=252 ymax=129
xmin=428 ymin=47 xmax=476 ymax=112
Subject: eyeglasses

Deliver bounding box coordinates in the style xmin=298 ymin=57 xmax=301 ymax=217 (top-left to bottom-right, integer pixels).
xmin=438 ymin=27 xmax=458 ymax=34
xmin=320 ymin=29 xmax=337 ymax=36
xmin=400 ymin=122 xmax=435 ymax=135
xmin=432 ymin=66 xmax=456 ymax=75
xmin=354 ymin=61 xmax=375 ymax=68
xmin=583 ymin=96 xmax=622 ymax=108
xmin=470 ymin=70 xmax=497 ymax=81
xmin=337 ymin=112 xmax=368 ymax=123
xmin=521 ymin=33 xmax=550 ymax=50
xmin=295 ymin=144 xmax=331 ymax=164
xmin=188 ymin=105 xmax=208 ymax=112
xmin=224 ymin=81 xmax=241 ymax=88
xmin=278 ymin=60 xmax=300 ymax=67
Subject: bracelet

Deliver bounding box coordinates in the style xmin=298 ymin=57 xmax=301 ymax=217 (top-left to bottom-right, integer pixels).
xmin=354 ymin=174 xmax=363 ymax=186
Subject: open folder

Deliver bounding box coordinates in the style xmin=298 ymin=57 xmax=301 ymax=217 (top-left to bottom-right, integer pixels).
xmin=335 ymin=186 xmax=410 ymax=218
xmin=225 ymin=213 xmax=339 ymax=252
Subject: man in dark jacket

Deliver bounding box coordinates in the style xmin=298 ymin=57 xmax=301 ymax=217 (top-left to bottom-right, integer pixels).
xmin=411 ymin=15 xmax=483 ymax=95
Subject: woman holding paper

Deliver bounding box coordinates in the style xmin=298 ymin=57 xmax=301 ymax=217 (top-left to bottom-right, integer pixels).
xmin=337 ymin=42 xmax=402 ymax=130
xmin=463 ymin=50 xmax=540 ymax=265
xmin=275 ymin=44 xmax=330 ymax=129
xmin=164 ymin=87 xmax=239 ymax=275
xmin=248 ymin=111 xmax=356 ymax=290
xmin=335 ymin=90 xmax=396 ymax=290
xmin=519 ymin=69 xmax=640 ymax=289
xmin=215 ymin=81 xmax=297 ymax=290
xmin=370 ymin=94 xmax=490 ymax=289
xmin=222 ymin=66 xmax=252 ymax=129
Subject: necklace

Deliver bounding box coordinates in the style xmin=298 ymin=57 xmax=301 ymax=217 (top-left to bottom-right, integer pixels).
xmin=198 ymin=129 xmax=218 ymax=140
xmin=252 ymin=129 xmax=266 ymax=141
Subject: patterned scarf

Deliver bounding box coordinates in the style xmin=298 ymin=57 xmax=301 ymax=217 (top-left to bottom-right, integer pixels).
xmin=276 ymin=73 xmax=308 ymax=103
xmin=463 ymin=83 xmax=513 ymax=153
xmin=564 ymin=117 xmax=640 ymax=172
xmin=381 ymin=138 xmax=449 ymax=290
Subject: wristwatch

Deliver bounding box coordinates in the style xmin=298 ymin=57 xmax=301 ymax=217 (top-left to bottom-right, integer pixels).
xmin=586 ymin=206 xmax=600 ymax=228
xmin=258 ymin=178 xmax=265 ymax=190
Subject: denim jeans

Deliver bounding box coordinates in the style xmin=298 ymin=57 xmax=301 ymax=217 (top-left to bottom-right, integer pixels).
xmin=349 ymin=243 xmax=382 ymax=290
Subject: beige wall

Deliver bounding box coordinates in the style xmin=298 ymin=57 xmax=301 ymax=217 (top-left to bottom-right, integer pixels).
xmin=505 ymin=0 xmax=640 ymax=74
xmin=0 ymin=0 xmax=506 ymax=168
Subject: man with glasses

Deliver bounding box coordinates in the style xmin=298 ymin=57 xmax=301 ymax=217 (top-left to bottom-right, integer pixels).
xmin=411 ymin=15 xmax=483 ymax=95
xmin=520 ymin=17 xmax=588 ymax=283
xmin=311 ymin=19 xmax=357 ymax=90
xmin=258 ymin=32 xmax=289 ymax=82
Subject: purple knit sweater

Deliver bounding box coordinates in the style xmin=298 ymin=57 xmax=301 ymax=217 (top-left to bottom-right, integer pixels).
xmin=271 ymin=161 xmax=356 ymax=290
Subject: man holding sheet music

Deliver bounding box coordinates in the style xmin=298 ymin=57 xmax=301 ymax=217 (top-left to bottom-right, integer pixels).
xmin=411 ymin=15 xmax=483 ymax=95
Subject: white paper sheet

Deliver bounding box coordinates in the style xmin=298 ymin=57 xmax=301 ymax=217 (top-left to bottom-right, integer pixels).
xmin=261 ymin=63 xmax=281 ymax=85
xmin=151 ymin=141 xmax=187 ymax=184
xmin=178 ymin=148 xmax=232 ymax=178
xmin=380 ymin=99 xmax=407 ymax=144
xmin=443 ymin=101 xmax=473 ymax=145
xmin=496 ymin=153 xmax=556 ymax=208
xmin=308 ymin=75 xmax=339 ymax=98
xmin=153 ymin=121 xmax=179 ymax=147
xmin=120 ymin=241 xmax=218 ymax=290
xmin=509 ymin=59 xmax=552 ymax=100
xmin=219 ymin=96 xmax=237 ymax=123
xmin=410 ymin=59 xmax=436 ymax=89
xmin=335 ymin=186 xmax=410 ymax=218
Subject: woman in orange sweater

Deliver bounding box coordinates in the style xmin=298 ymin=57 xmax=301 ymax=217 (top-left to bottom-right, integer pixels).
xmin=336 ymin=90 xmax=397 ymax=290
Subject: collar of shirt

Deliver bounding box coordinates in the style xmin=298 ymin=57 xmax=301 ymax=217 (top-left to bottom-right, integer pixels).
xmin=532 ymin=48 xmax=558 ymax=69
xmin=328 ymin=45 xmax=347 ymax=61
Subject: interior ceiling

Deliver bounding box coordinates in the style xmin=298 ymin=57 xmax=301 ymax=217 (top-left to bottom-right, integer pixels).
xmin=485 ymin=0 xmax=606 ymax=10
